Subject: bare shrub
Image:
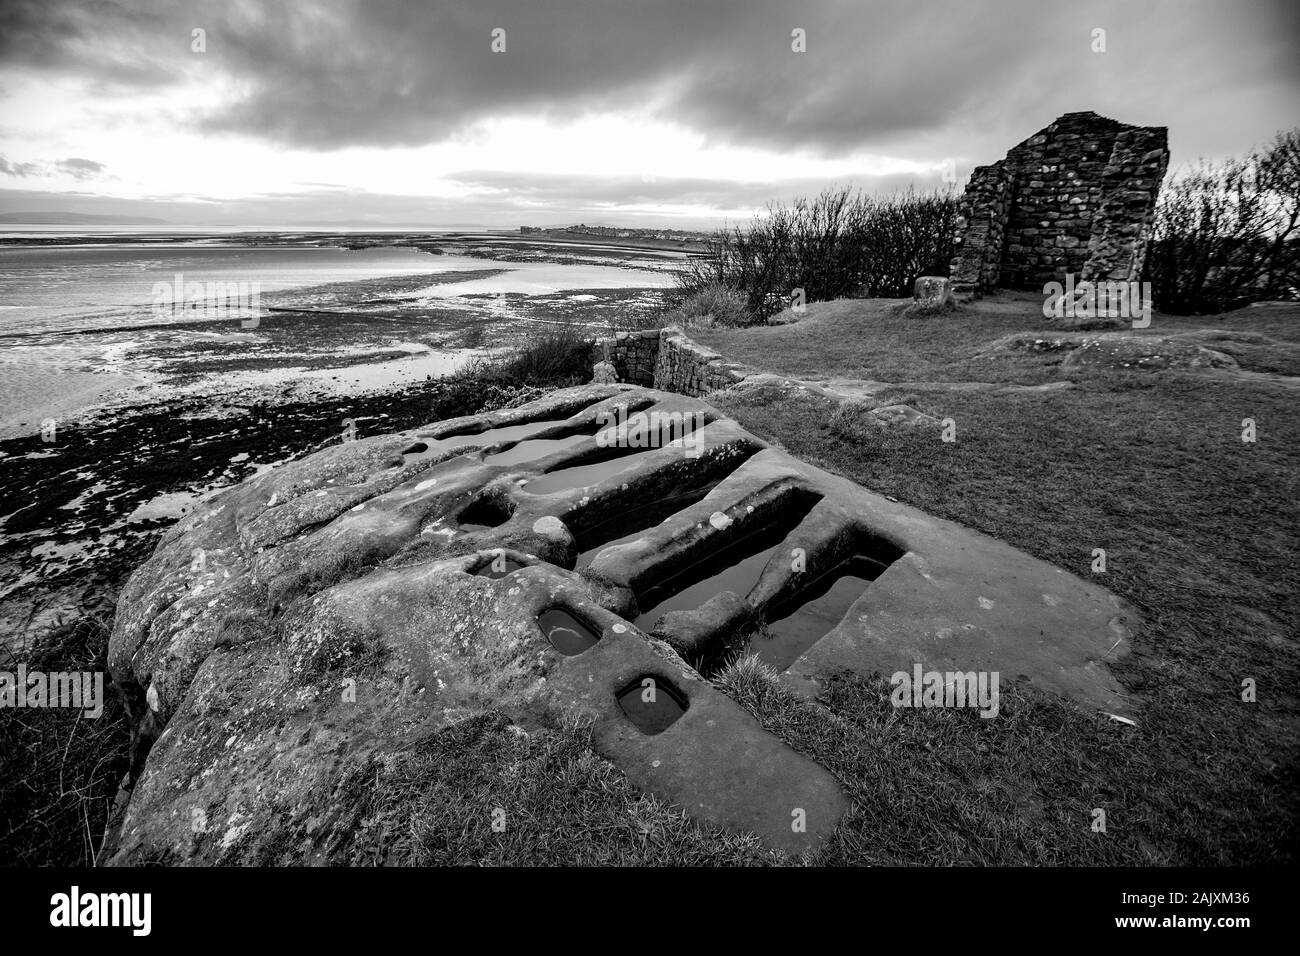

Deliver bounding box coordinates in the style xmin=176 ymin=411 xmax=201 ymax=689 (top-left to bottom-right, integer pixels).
xmin=1146 ymin=127 xmax=1300 ymax=314
xmin=675 ymin=186 xmax=958 ymax=323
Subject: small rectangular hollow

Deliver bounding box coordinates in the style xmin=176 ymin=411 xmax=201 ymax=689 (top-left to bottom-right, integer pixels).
xmin=538 ymin=607 xmax=601 ymax=656
xmin=456 ymin=494 xmax=514 ymax=530
xmin=474 ymin=552 xmax=527 ymax=579
xmin=615 ymin=675 xmax=688 ymax=735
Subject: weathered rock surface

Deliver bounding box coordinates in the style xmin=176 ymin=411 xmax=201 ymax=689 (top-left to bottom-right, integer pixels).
xmin=105 ymin=384 xmax=1138 ymax=863
xmin=765 ymin=309 xmax=802 ymax=326
xmin=989 ymin=329 xmax=1281 ymax=373
xmin=868 ymin=404 xmax=944 ymax=428
xmin=912 ymin=276 xmax=954 ymax=311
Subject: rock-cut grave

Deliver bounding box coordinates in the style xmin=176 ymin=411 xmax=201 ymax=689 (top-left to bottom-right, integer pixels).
xmin=106 ymin=383 xmax=1138 ymax=861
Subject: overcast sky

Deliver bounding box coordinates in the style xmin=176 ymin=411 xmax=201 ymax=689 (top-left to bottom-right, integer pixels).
xmin=0 ymin=0 xmax=1295 ymax=228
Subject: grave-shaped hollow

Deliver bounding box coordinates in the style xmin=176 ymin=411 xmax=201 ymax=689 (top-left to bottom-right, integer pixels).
xmin=632 ymin=485 xmax=823 ymax=633
xmin=482 ymin=400 xmax=656 ymax=468
xmin=521 ymin=408 xmax=714 ymax=496
xmin=589 ymin=405 xmax=713 ymax=457
xmin=417 ymin=415 xmax=577 ymax=453
xmin=538 ymin=607 xmax=602 ymax=656
xmin=615 ymin=674 xmax=689 ymax=735
xmin=565 ymin=440 xmax=761 ymax=556
xmin=745 ymin=532 xmax=907 ymax=671
xmin=574 ymin=480 xmax=722 ymax=570
xmin=482 ymin=432 xmax=591 ymax=467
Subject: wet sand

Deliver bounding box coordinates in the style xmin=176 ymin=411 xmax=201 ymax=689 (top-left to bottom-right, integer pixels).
xmin=0 ymin=366 xmax=148 ymax=439
xmin=0 ymin=233 xmax=686 ymax=658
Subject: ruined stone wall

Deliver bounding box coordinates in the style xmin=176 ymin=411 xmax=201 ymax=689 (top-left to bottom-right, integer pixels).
xmin=949 ymin=162 xmax=1013 ymax=294
xmin=654 ymin=327 xmax=752 ymax=397
xmin=592 ymin=326 xmax=753 ymax=398
xmin=1080 ymin=127 xmax=1170 ymax=282
xmin=949 ymin=111 xmax=1169 ymax=296
xmin=592 ymin=329 xmax=661 ymax=386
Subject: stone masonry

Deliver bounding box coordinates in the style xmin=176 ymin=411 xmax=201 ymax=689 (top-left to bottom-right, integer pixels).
xmin=949 ymin=111 xmax=1169 ymax=297
xmin=591 ymin=326 xmax=753 ymax=398
xmin=592 ymin=329 xmax=660 ymax=386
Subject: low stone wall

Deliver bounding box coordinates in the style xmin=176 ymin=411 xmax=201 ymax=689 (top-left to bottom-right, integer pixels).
xmin=592 ymin=326 xmax=754 ymax=398
xmin=654 ymin=326 xmax=753 ymax=397
xmin=591 ymin=329 xmax=661 ymax=386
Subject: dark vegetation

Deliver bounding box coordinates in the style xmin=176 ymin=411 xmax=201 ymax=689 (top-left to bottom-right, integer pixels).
xmin=458 ymin=319 xmax=592 ymax=389
xmin=673 ymin=186 xmax=958 ymax=325
xmin=0 ymin=615 xmax=130 ymax=866
xmin=1145 ymin=128 xmax=1299 ymax=314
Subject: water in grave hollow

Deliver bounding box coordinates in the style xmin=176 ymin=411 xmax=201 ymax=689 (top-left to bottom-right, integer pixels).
xmin=521 ymin=451 xmax=658 ymax=495
xmin=616 ymin=679 xmax=687 ymax=735
xmin=574 ymin=483 xmax=721 ymax=569
xmin=488 ymin=415 xmax=676 ymax=468
xmin=633 ymin=522 xmax=793 ymax=631
xmin=521 ymin=421 xmax=706 ymax=495
xmin=483 ymin=433 xmax=590 ymax=466
xmin=538 ymin=608 xmax=600 ymax=656
xmin=744 ymin=554 xmax=892 ymax=671
xmin=423 ymin=416 xmax=573 ymax=452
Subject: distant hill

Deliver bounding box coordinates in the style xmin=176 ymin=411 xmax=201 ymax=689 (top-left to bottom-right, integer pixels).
xmin=0 ymin=211 xmax=171 ymax=225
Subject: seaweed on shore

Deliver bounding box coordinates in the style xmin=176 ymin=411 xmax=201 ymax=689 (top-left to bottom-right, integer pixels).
xmin=0 ymin=333 xmax=593 ymax=864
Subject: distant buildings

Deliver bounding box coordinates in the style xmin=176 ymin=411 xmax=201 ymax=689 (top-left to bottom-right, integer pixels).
xmin=519 ymin=223 xmax=713 ymax=243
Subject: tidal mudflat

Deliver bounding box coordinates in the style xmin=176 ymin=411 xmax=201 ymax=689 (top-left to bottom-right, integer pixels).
xmin=0 ymin=232 xmax=686 ymax=660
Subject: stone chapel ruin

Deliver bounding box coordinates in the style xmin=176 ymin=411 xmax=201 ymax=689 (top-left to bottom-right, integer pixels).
xmin=949 ymin=111 xmax=1170 ymax=298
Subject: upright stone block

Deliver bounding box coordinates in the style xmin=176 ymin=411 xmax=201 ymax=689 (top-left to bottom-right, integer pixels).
xmin=912 ymin=275 xmax=954 ymax=309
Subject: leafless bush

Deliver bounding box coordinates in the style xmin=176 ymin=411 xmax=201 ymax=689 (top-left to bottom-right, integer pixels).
xmin=1146 ymin=128 xmax=1300 ymax=313
xmin=675 ymin=186 xmax=958 ymax=323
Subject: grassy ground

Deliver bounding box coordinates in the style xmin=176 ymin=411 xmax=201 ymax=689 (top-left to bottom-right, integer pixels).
xmin=336 ymin=711 xmax=774 ymax=866
xmin=686 ymin=295 xmax=1299 ymax=864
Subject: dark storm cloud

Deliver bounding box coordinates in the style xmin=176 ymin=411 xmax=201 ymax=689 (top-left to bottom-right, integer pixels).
xmin=4 ymin=0 xmax=1297 ymax=162
xmin=0 ymin=0 xmax=182 ymax=87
